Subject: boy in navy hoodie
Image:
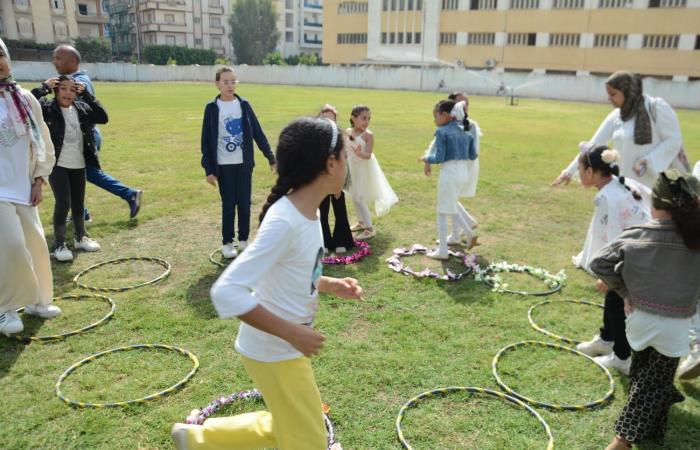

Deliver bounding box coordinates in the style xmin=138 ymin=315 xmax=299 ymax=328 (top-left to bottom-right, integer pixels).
xmin=201 ymin=67 xmax=276 ymax=258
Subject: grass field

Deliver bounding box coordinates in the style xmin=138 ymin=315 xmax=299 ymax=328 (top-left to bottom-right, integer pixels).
xmin=2 ymin=81 xmax=699 ymax=450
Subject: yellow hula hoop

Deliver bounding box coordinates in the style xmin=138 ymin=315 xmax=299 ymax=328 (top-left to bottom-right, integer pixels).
xmin=55 ymin=344 xmax=199 ymax=408
xmin=73 ymin=257 xmax=171 ymax=292
xmin=528 ymin=299 xmax=604 ymax=345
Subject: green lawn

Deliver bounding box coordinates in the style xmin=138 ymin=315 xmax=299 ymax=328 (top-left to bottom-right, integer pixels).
xmin=2 ymin=82 xmax=699 ymax=450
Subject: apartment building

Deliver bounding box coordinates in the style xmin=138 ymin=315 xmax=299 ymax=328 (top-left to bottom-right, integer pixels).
xmin=0 ymin=0 xmax=81 ymax=44
xmin=275 ymin=0 xmax=324 ymax=57
xmin=107 ymin=0 xmax=231 ymax=60
xmin=322 ymin=0 xmax=700 ymax=79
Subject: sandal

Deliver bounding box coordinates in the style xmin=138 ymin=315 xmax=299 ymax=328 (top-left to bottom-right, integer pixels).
xmin=350 ymin=223 xmax=365 ymax=232
xmin=354 ymin=229 xmax=376 ymax=240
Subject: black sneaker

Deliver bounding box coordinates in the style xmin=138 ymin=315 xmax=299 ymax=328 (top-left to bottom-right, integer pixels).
xmin=128 ymin=190 xmax=143 ymax=219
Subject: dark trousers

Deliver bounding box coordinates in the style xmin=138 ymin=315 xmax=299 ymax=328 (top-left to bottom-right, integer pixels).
xmin=319 ymin=192 xmax=354 ymax=250
xmin=599 ymin=290 xmax=631 ymax=359
xmin=218 ymin=164 xmax=252 ymax=245
xmin=49 ymin=166 xmax=86 ymax=246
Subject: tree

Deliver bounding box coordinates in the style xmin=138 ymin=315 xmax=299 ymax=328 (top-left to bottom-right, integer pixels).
xmin=73 ymin=37 xmax=112 ymax=63
xmin=228 ymin=0 xmax=280 ymax=64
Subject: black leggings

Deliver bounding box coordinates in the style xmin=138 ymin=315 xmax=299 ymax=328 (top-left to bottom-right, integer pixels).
xmin=49 ymin=166 xmax=86 ymax=246
xmin=599 ymin=290 xmax=631 ymax=360
xmin=319 ymin=192 xmax=354 ymax=250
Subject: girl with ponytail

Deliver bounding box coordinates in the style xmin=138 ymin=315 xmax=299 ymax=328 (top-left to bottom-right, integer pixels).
xmin=573 ymin=142 xmax=651 ymax=376
xmin=172 ymin=117 xmax=363 ymax=450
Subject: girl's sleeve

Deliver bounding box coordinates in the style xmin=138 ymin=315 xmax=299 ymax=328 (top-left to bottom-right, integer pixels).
xmin=80 ymin=92 xmax=108 ymax=125
xmin=565 ymin=110 xmax=616 ymax=177
xmin=210 ymin=214 xmax=293 ymax=318
xmin=423 ymin=138 xmax=436 ymax=159
xmin=644 ymin=98 xmax=683 ymax=174
xmin=27 ymin=93 xmax=56 ymax=181
xmin=426 ymin=130 xmax=446 ymax=164
xmin=590 ymin=238 xmax=629 ymax=299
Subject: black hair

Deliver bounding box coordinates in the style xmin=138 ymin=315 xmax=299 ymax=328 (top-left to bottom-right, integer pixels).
xmin=447 ymin=91 xmax=466 ymax=101
xmin=53 ymin=75 xmax=76 ymax=97
xmin=578 ymin=144 xmax=641 ymax=200
xmin=349 ymin=105 xmax=370 ymax=127
xmin=215 ymin=66 xmax=235 ymax=81
xmin=259 ymin=117 xmax=344 ymax=223
xmin=434 ymin=99 xmax=456 ymax=115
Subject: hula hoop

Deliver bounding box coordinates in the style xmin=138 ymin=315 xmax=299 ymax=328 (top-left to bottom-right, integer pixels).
xmin=386 ymin=244 xmax=475 ymax=281
xmin=10 ymin=294 xmax=115 ymax=343
xmin=492 ymin=341 xmax=614 ymax=411
xmin=478 ymin=262 xmax=565 ymax=296
xmin=73 ymin=257 xmax=171 ymax=292
xmin=184 ymin=389 xmax=339 ymax=449
xmin=322 ymin=239 xmax=370 ymax=265
xmin=528 ymin=300 xmax=604 ymax=345
xmin=55 ymin=344 xmax=199 ymax=408
xmin=396 ymin=386 xmax=554 ymax=450
xmin=209 ymin=248 xmax=232 ymax=268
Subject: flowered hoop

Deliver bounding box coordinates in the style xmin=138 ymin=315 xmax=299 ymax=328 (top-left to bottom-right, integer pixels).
xmin=492 ymin=341 xmax=614 ymax=411
xmin=528 ymin=300 xmax=604 ymax=344
xmin=10 ymin=294 xmax=115 ymax=343
xmin=56 ymin=344 xmax=199 ymax=408
xmin=386 ymin=244 xmax=475 ymax=281
xmin=184 ymin=389 xmax=340 ymax=449
xmin=209 ymin=248 xmax=233 ymax=268
xmin=322 ymin=240 xmax=370 ymax=265
xmin=475 ymin=262 xmax=565 ymax=296
xmin=396 ymin=386 xmax=554 ymax=450
xmin=73 ymin=257 xmax=171 ymax=292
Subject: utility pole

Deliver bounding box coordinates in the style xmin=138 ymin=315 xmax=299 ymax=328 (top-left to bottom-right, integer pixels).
xmin=134 ymin=0 xmax=141 ymax=63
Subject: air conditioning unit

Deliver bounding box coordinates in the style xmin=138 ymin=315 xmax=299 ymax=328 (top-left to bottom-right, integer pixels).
xmin=455 ymin=59 xmax=464 ymax=67
xmin=485 ymin=58 xmax=497 ymax=69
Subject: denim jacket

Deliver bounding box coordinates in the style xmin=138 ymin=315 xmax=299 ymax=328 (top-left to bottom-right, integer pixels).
xmin=590 ymin=219 xmax=700 ymax=318
xmin=200 ymin=94 xmax=275 ymax=176
xmin=425 ymin=120 xmax=476 ymax=164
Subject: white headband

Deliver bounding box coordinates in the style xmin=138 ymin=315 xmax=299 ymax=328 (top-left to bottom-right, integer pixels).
xmin=326 ymin=118 xmax=338 ymax=152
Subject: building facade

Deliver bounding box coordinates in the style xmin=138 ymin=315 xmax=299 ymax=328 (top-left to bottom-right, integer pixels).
xmin=106 ymin=0 xmax=231 ymax=61
xmin=274 ymin=0 xmax=324 ymax=57
xmin=322 ymin=0 xmax=700 ymax=79
xmin=0 ymin=0 xmax=83 ymax=45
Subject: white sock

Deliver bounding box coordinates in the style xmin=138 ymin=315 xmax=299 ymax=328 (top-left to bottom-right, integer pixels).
xmin=437 ymin=214 xmax=449 ymax=254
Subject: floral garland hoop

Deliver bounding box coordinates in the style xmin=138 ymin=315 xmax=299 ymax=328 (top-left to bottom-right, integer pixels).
xmin=322 ymin=240 xmax=370 ymax=265
xmin=396 ymin=386 xmax=554 ymax=450
xmin=385 ymin=244 xmax=475 ymax=281
xmin=475 ymin=261 xmax=565 ymax=296
xmin=184 ymin=389 xmax=341 ymax=449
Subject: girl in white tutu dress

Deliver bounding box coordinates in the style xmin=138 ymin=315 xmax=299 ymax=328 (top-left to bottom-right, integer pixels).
xmin=346 ymin=105 xmax=398 ymax=240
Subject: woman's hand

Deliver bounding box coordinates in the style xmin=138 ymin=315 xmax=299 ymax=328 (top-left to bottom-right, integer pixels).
xmin=551 ymin=171 xmax=572 ymax=187
xmin=595 ymin=279 xmax=609 ymax=293
xmin=623 ymin=297 xmax=634 ymax=316
xmin=287 ymin=324 xmax=326 ymax=357
xmin=633 ymin=159 xmax=647 ymax=177
xmin=423 ymin=161 xmax=432 ymax=176
xmin=206 ymin=174 xmax=217 ymax=186
xmin=30 ymin=178 xmax=44 ymax=206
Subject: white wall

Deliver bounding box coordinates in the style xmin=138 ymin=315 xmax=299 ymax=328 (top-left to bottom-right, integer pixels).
xmin=13 ymin=61 xmax=700 ymax=109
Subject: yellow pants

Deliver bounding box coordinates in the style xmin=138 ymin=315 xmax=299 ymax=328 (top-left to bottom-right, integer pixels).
xmin=0 ymin=201 xmax=53 ymax=312
xmin=179 ymin=355 xmax=327 ymax=450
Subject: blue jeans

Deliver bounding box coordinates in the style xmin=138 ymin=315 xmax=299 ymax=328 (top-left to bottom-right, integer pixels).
xmin=218 ymin=164 xmax=252 ymax=245
xmin=86 ymin=165 xmax=137 ymax=202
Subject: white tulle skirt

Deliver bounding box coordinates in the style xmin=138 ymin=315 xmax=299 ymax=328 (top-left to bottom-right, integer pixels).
xmin=346 ymin=153 xmax=398 ymax=217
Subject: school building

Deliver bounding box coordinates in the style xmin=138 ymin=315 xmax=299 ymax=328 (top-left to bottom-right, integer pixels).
xmin=322 ymin=0 xmax=700 ymax=80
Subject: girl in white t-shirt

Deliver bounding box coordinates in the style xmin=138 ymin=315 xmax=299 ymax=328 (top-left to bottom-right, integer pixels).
xmin=172 ymin=117 xmax=362 ymax=450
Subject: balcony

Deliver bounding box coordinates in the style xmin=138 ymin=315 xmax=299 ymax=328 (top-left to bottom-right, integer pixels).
xmin=303 ymin=20 xmax=322 ymax=28
xmin=303 ymin=2 xmax=323 ymax=9
xmin=209 ymin=25 xmax=225 ymax=35
xmin=76 ymin=12 xmax=110 ymax=24
xmin=140 ymin=22 xmax=188 ymax=33
xmin=207 ymin=3 xmax=224 ymax=14
xmin=303 ymin=38 xmax=322 ymax=46
xmin=136 ymin=1 xmax=187 ymax=12
xmin=12 ymin=0 xmax=31 ymax=11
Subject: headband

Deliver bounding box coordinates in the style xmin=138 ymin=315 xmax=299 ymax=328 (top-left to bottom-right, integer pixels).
xmin=326 ymin=118 xmax=338 ymax=152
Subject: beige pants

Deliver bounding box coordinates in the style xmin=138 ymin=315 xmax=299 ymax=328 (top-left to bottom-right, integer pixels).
xmin=0 ymin=201 xmax=53 ymax=312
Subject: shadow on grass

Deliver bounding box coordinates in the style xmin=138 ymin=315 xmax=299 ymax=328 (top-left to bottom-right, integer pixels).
xmin=636 ymin=405 xmax=700 ymax=449
xmin=185 ymin=273 xmax=220 ymax=319
xmin=0 ymin=319 xmax=44 ymax=381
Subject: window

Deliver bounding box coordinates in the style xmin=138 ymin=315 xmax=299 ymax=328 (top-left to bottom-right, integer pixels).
xmin=53 ymin=21 xmax=68 ymax=36
xmin=166 ymin=35 xmax=176 ymax=45
xmin=642 ymin=34 xmax=679 ymax=49
xmin=211 ymin=16 xmax=221 ymax=26
xmin=510 ymin=0 xmax=539 ymax=8
xmin=78 ymin=3 xmax=88 ymax=15
xmin=415 ymin=32 xmax=421 ymax=44
xmin=338 ymin=1 xmax=369 ymax=13
xmin=507 ymin=33 xmax=536 ymax=46
xmin=594 ymin=34 xmax=627 ymax=48
xmin=336 ymin=33 xmax=368 ymax=44
xmin=165 ymin=14 xmax=175 ymax=24
xmin=13 ymin=0 xmax=29 ymax=6
xmin=442 ymin=0 xmax=459 ymax=9
xmin=470 ymin=0 xmax=498 ymax=9
xmin=549 ymin=33 xmax=580 ymax=47
xmin=16 ymin=17 xmax=34 ymax=37
xmin=598 ymin=0 xmax=632 ymax=7
xmin=286 ymin=31 xmax=294 ymax=42
xmin=467 ymin=32 xmax=495 ymax=45
xmin=51 ymin=0 xmax=64 ymax=9
xmin=286 ymin=0 xmax=293 ymax=8
xmin=286 ymin=13 xmax=293 ymax=27
xmin=195 ymin=38 xmax=202 ymax=45
xmin=384 ymin=0 xmax=421 ymax=9
xmin=398 ymin=32 xmax=403 ymax=44
xmin=212 ymin=37 xmax=222 ymax=48
xmin=650 ymin=0 xmax=686 ymax=6
xmin=389 ymin=32 xmax=395 ymax=44
xmin=194 ymin=17 xmax=201 ymax=24
xmin=406 ymin=32 xmax=412 ymax=44
xmin=440 ymin=32 xmax=457 ymax=45
xmin=696 ymin=35 xmax=700 ymax=50
xmin=209 ymin=0 xmax=221 ymax=7
xmin=381 ymin=32 xmax=387 ymax=44
xmin=0 ymin=18 xmax=3 ymax=34
xmin=553 ymin=0 xmax=583 ymax=6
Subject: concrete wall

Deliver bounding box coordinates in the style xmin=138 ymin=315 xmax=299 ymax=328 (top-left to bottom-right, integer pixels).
xmin=14 ymin=61 xmax=700 ymax=109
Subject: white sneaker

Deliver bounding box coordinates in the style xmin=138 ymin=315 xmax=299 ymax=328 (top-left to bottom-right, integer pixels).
xmin=435 ymin=235 xmax=461 ymax=245
xmin=594 ymin=353 xmax=631 ymax=376
xmin=171 ymin=423 xmax=195 ymax=450
xmin=74 ymin=236 xmax=101 ymax=252
xmin=427 ymin=249 xmax=449 ymax=260
xmin=576 ymin=335 xmax=614 ymax=357
xmin=678 ymin=344 xmax=700 ymax=380
xmin=23 ymin=304 xmax=62 ymax=319
xmin=335 ymin=246 xmax=347 ymax=254
xmin=53 ymin=244 xmax=73 ymax=261
xmin=237 ymin=240 xmax=248 ymax=251
xmin=221 ymin=243 xmax=238 ymax=259
xmin=0 ymin=311 xmax=23 ymax=336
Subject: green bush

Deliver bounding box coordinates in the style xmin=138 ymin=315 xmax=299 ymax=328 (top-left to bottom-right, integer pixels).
xmin=214 ymin=57 xmax=229 ymax=65
xmin=142 ymin=45 xmax=217 ymax=65
xmin=73 ymin=37 xmax=112 ymax=62
xmin=3 ymin=39 xmax=55 ymax=51
xmin=262 ymin=51 xmax=285 ymax=65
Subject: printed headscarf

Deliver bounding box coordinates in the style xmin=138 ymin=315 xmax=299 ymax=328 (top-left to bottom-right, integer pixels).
xmin=606 ymin=71 xmax=652 ymax=146
xmin=0 ymin=38 xmax=46 ymax=161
